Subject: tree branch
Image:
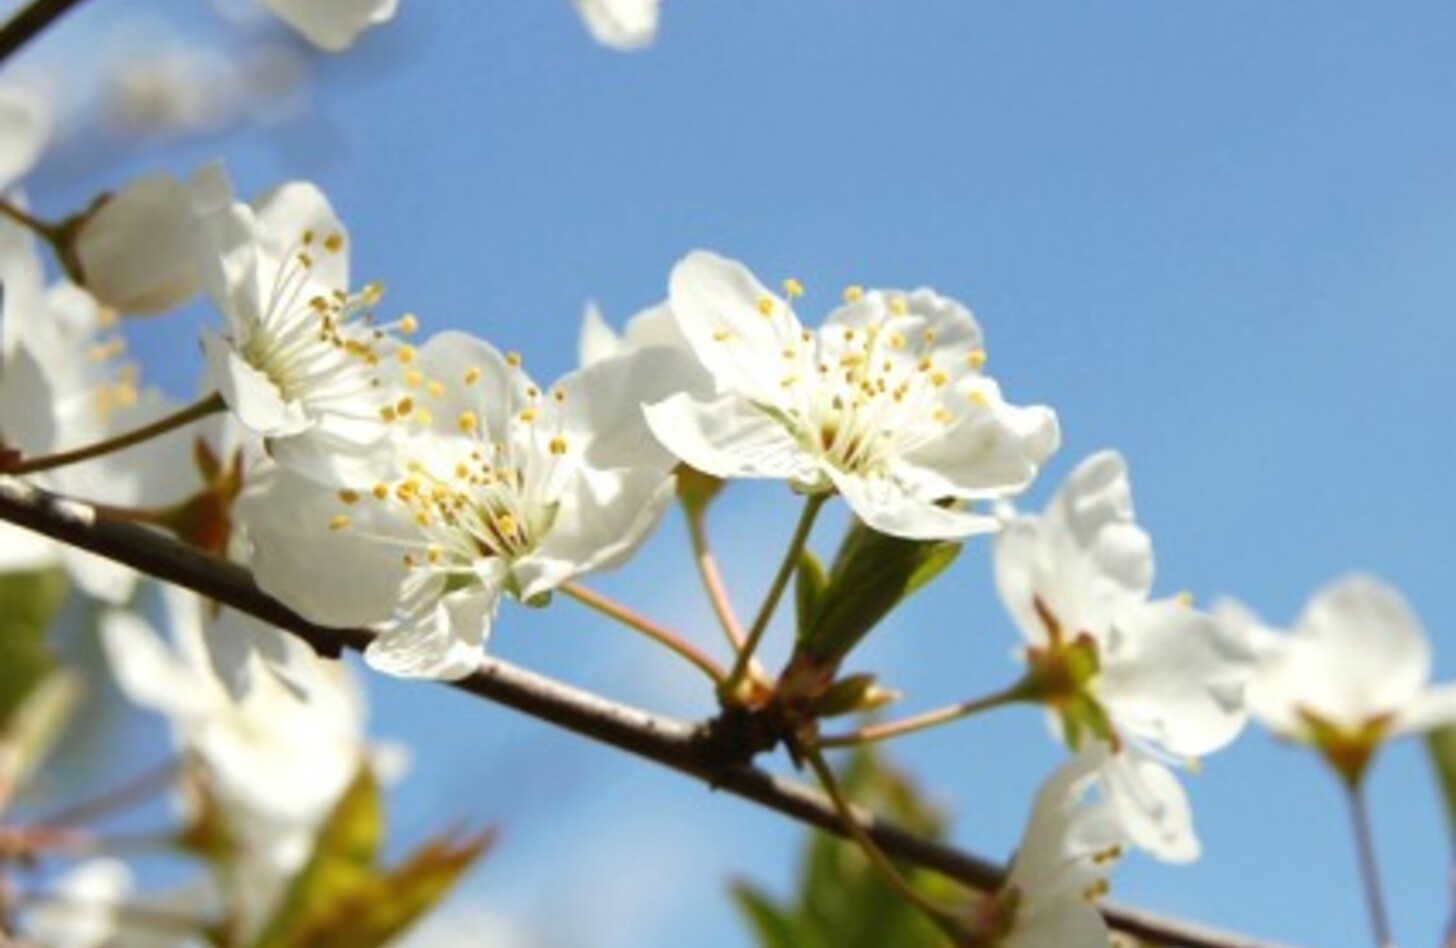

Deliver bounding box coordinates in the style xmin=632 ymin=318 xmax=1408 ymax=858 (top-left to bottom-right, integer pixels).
xmin=0 ymin=0 xmax=91 ymax=64
xmin=0 ymin=475 xmax=1297 ymax=948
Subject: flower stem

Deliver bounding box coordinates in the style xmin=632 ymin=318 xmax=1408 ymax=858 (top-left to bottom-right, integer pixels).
xmin=1346 ymin=780 xmax=1396 ymax=948
xmin=0 ymin=0 xmax=92 ymax=63
xmin=561 ymin=582 xmax=726 ymax=683
xmin=723 ymin=492 xmax=828 ymax=698
xmin=805 ymin=747 xmax=966 ymax=944
xmin=817 ymin=682 xmax=1031 ymax=749
xmin=33 ymin=759 xmax=177 ymax=829
xmin=0 ymin=197 xmax=58 ymax=241
xmin=5 ymin=392 xmax=225 ymax=476
xmin=684 ymin=501 xmax=746 ymax=650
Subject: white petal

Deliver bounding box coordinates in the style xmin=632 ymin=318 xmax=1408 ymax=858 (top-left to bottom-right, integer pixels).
xmin=1396 ymin=684 xmax=1456 ymax=736
xmin=236 ymin=466 xmax=409 ymax=627
xmin=365 ymin=583 xmax=499 ymax=680
xmin=558 ymin=344 xmax=700 ymax=471
xmin=74 ymin=174 xmax=200 ymax=315
xmin=514 ymin=466 xmax=675 ymax=601
xmin=252 ymin=181 xmax=349 ymax=291
xmin=1098 ymin=749 xmax=1199 ymax=863
xmin=1098 ymin=600 xmax=1254 ymax=757
xmin=99 ymin=609 xmax=213 ymax=721
xmin=645 ymin=392 xmax=815 ymax=481
xmin=898 ymin=381 xmax=1059 ymax=499
xmin=262 ymin=0 xmax=399 ymax=52
xmin=26 ymin=859 xmax=133 ymax=948
xmin=202 ymin=331 xmax=308 ymax=437
xmin=1296 ymin=574 xmax=1431 ymax=725
xmin=828 ymin=467 xmax=1000 ymax=540
xmin=668 ymin=250 xmax=805 ymax=406
xmin=417 ymin=330 xmax=532 ymax=444
xmin=0 ymin=83 xmax=49 ymax=189
xmin=191 ymin=163 xmax=265 ymax=334
xmin=578 ymin=300 xmax=622 ymax=366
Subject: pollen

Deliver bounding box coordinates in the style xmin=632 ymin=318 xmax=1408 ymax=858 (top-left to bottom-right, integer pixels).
xmin=328 ymin=514 xmax=350 ymax=531
xmin=967 ymin=389 xmax=988 ymax=407
xmin=756 ymin=295 xmax=775 ymax=316
xmin=323 ymin=232 xmax=345 ymax=253
xmin=782 ymin=277 xmax=805 ymax=298
xmin=458 ymin=411 xmax=479 ymax=433
xmin=338 ymin=489 xmax=360 ymax=505
xmin=549 ymin=435 xmax=568 ymax=455
xmin=399 ymin=313 xmax=419 ymax=335
xmin=373 ymin=483 xmax=389 ymax=500
xmin=888 ymin=296 xmax=908 ymax=316
xmin=427 ymin=379 xmax=445 ymax=398
xmin=842 ymin=284 xmax=865 ymax=303
xmin=967 ymin=348 xmax=987 ymax=368
xmin=397 ymin=345 xmax=417 ymax=364
xmin=519 ymin=408 xmax=537 ymax=423
xmin=496 ymin=513 xmax=518 ymax=536
xmin=506 ymin=352 xmax=523 ymax=367
xmin=403 ymin=370 xmax=424 ymax=388
xmin=930 ymin=370 xmax=948 ymax=387
xmin=396 ymin=397 xmax=415 ymax=416
xmin=712 ymin=329 xmax=733 ymax=342
xmin=301 ymin=229 xmax=315 ymax=245
xmin=464 ymin=366 xmax=482 ymax=385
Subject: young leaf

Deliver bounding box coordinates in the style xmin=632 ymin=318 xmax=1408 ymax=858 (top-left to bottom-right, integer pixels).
xmin=0 ymin=568 xmax=68 ymax=730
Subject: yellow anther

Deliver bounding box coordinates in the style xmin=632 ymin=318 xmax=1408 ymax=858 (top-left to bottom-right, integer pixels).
xmin=756 ymin=295 xmax=775 ymax=316
xmin=309 ymin=295 xmax=330 ymax=312
xmin=888 ymin=332 xmax=906 ymax=349
xmin=372 ymin=483 xmax=389 ymax=500
xmin=552 ymin=387 xmax=566 ymax=403
xmin=933 ymin=408 xmax=952 ymax=423
xmin=380 ymin=406 xmax=398 ymax=422
xmin=782 ymin=277 xmax=805 ymax=298
xmin=842 ymin=284 xmax=865 ymax=303
xmin=301 ymin=229 xmax=315 ymax=245
xmin=399 ymin=313 xmax=419 ymax=335
xmin=519 ymin=408 xmax=537 ymax=423
xmin=297 ymin=251 xmax=314 ymax=269
xmin=712 ymin=329 xmax=733 ymax=342
xmin=323 ymin=232 xmax=345 ymax=252
xmin=328 ymin=514 xmax=350 ymax=531
xmin=414 ymin=511 xmax=432 ymax=528
xmin=338 ymin=489 xmax=360 ymax=505
xmin=967 ymin=348 xmax=988 ymax=368
xmin=425 ymin=379 xmax=443 ymax=398
xmin=458 ymin=411 xmax=479 ymax=433
xmin=506 ymin=351 xmax=523 ymax=367
xmin=930 ymin=370 xmax=948 ymax=387
xmin=454 ymin=463 xmax=470 ymax=479
xmin=967 ymin=389 xmax=988 ymax=407
xmin=397 ymin=345 xmax=417 ymax=364
xmin=414 ymin=407 xmax=433 ymax=426
xmin=396 ymin=397 xmax=415 ymax=416
xmin=1176 ymin=590 xmax=1195 ymax=607
xmin=496 ymin=513 xmax=518 ymax=536
xmin=427 ymin=545 xmax=443 ymax=565
xmin=888 ymin=296 xmax=908 ymax=315
xmin=464 ymin=366 xmax=482 ymax=385
xmin=360 ymin=282 xmax=384 ymax=305
xmin=922 ymin=328 xmax=937 ymax=343
xmin=403 ymin=370 xmax=424 ymax=388
xmin=549 ymin=435 xmax=568 ymax=455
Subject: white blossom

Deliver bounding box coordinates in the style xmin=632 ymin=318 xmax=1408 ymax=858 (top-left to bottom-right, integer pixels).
xmin=989 ymin=751 xmax=1123 ymax=948
xmin=239 ymin=331 xmax=693 ymax=679
xmin=573 ymin=0 xmax=662 ymax=51
xmin=646 ymin=251 xmax=1059 ymax=540
xmin=1223 ymin=575 xmax=1456 ymax=781
xmin=260 ymin=0 xmax=400 ymax=52
xmin=193 ymin=163 xmax=410 ymax=483
xmin=995 ymin=451 xmax=1253 ymax=862
xmin=0 ymin=81 xmax=48 ymax=191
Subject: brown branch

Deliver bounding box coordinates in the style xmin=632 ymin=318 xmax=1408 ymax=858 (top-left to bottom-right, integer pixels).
xmin=0 ymin=475 xmax=1298 ymax=948
xmin=0 ymin=0 xmax=91 ymax=65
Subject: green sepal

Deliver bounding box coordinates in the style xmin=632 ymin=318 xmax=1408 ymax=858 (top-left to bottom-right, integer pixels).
xmin=1426 ymin=724 xmax=1456 ymax=843
xmin=793 ymin=519 xmax=960 ymax=674
xmin=794 ymin=549 xmax=827 ymax=640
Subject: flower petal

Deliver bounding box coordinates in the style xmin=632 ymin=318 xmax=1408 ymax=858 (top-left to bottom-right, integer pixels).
xmin=828 ymin=466 xmax=1000 ymax=540
xmin=645 ymin=392 xmax=815 ymax=481
xmin=1097 ymin=748 xmax=1199 ymax=863
xmin=365 ymin=582 xmax=499 ymax=680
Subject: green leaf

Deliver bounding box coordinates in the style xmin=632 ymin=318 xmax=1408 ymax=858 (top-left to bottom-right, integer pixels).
xmin=0 ymin=669 xmax=81 ymax=803
xmin=0 ymin=569 xmax=68 ymax=731
xmin=733 ymin=747 xmax=961 ymax=948
xmin=1427 ymin=724 xmax=1456 ymax=843
xmin=249 ymin=765 xmax=492 ymax=948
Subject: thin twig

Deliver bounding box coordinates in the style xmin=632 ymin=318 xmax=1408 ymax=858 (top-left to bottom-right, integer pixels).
xmin=0 ymin=0 xmax=91 ymax=64
xmin=0 ymin=475 xmax=1300 ymax=948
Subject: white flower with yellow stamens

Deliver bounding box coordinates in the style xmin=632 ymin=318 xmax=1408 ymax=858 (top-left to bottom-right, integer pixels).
xmin=239 ymin=330 xmax=695 ymax=679
xmin=193 ymin=164 xmax=417 ymax=483
xmin=644 ymin=251 xmax=1060 ymax=540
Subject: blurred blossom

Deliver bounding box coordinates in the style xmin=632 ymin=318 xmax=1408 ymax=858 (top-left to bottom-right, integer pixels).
xmin=213 ymin=0 xmax=401 ymax=52
xmin=0 ymin=81 xmax=49 ymax=190
xmin=72 ymin=173 xmax=203 ymax=316
xmin=1222 ymin=575 xmax=1456 ymax=783
xmin=573 ymin=0 xmax=663 ymax=52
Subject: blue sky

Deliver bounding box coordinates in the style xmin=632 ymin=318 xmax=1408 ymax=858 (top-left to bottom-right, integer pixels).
xmin=15 ymin=2 xmax=1456 ymax=946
